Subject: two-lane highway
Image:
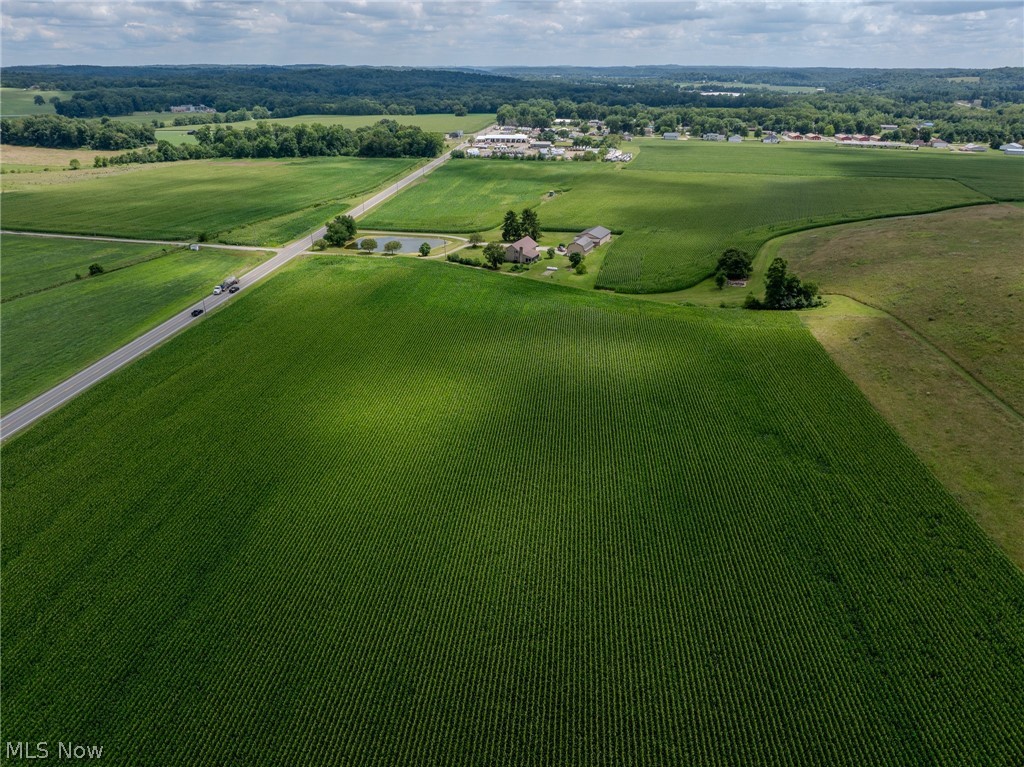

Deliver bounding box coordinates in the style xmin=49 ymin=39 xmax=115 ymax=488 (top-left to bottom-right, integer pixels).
xmin=0 ymin=144 xmax=467 ymax=440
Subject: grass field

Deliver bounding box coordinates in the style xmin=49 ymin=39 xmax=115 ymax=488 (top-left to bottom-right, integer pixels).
xmin=0 ymin=88 xmax=70 ymax=116
xmin=0 ymin=156 xmax=419 ymax=245
xmin=3 ymin=257 xmax=1022 ymax=765
xmin=153 ymin=113 xmax=494 ymax=145
xmin=361 ymin=151 xmax=995 ymax=292
xmin=779 ymin=203 xmax=1024 ymax=412
xmin=0 ymin=234 xmax=271 ymax=413
xmin=1 ymin=144 xmax=127 ymax=173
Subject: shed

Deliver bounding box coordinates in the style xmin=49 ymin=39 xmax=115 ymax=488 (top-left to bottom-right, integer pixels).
xmin=663 ymin=132 xmax=680 ymax=140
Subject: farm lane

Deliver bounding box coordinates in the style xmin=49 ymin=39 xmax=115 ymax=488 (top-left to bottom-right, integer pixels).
xmin=0 ymin=230 xmax=278 ymax=253
xmin=0 ymin=141 xmax=469 ymax=441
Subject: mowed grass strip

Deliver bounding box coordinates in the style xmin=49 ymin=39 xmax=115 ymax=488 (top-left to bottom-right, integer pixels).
xmin=0 ymin=234 xmax=271 ymax=413
xmin=3 ymin=257 xmax=1022 ymax=766
xmin=362 ymin=157 xmax=990 ymax=292
xmin=0 ymin=156 xmax=419 ymax=245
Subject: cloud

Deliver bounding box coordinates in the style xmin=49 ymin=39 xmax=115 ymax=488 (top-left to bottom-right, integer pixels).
xmin=1 ymin=0 xmax=1021 ymax=67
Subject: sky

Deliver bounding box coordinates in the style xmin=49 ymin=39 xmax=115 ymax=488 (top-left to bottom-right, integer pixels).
xmin=2 ymin=0 xmax=1022 ymax=69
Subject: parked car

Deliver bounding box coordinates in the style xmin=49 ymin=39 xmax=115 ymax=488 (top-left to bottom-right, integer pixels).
xmin=212 ymin=286 xmax=222 ymax=295
xmin=228 ymin=285 xmax=240 ymax=294
xmin=191 ymin=308 xmax=204 ymax=317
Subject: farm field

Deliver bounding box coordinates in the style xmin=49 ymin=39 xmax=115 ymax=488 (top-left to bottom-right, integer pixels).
xmin=0 ymin=87 xmax=70 ymax=116
xmin=773 ymin=205 xmax=1024 ymax=564
xmin=0 ymin=234 xmax=271 ymax=413
xmin=153 ymin=112 xmax=494 ymax=145
xmin=361 ymin=155 xmax=993 ymax=292
xmin=1 ymin=144 xmax=126 ymax=172
xmin=629 ymin=140 xmax=1024 ymax=201
xmin=0 ymin=156 xmax=419 ymax=245
xmin=3 ymin=257 xmax=1022 ymax=766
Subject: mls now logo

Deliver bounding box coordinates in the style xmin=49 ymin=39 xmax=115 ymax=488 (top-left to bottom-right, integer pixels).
xmin=5 ymin=742 xmax=104 ymax=760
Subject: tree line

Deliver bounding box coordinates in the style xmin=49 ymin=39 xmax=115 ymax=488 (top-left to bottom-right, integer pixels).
xmin=1 ymin=114 xmax=155 ymax=150
xmin=92 ymin=120 xmax=445 ymax=166
xmin=8 ymin=64 xmax=1018 ymax=122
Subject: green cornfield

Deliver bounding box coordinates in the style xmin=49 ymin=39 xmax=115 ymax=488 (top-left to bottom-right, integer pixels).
xmin=361 ymin=144 xmax=1013 ymax=293
xmin=0 ymin=156 xmax=419 ymax=246
xmin=3 ymin=257 xmax=1021 ymax=766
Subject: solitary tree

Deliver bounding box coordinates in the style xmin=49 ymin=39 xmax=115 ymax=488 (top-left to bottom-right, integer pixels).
xmin=568 ymin=251 xmax=584 ymax=269
xmin=68 ymin=158 xmax=81 ymax=170
xmin=312 ymin=238 xmax=328 ymax=251
xmin=359 ymin=237 xmax=378 ymax=252
xmin=520 ymin=208 xmax=540 ymax=240
xmin=33 ymin=95 xmax=45 ymax=106
xmin=546 ymin=247 xmax=555 ymax=259
xmin=501 ymin=210 xmax=521 ymax=242
xmin=418 ymin=242 xmax=432 ymax=257
xmin=384 ymin=240 xmax=402 ymax=255
xmin=483 ymin=242 xmax=506 ymax=269
xmin=468 ymin=232 xmax=482 ymax=248
xmin=88 ymin=262 xmax=105 ymax=276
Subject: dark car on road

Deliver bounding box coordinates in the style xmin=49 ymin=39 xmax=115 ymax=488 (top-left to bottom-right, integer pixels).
xmin=191 ymin=309 xmax=204 ymax=317
xmin=228 ymin=285 xmax=240 ymax=294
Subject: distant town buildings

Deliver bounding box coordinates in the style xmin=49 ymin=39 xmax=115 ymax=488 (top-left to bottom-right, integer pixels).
xmin=170 ymin=104 xmax=215 ymax=113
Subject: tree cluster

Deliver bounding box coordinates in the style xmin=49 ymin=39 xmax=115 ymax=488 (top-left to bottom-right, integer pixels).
xmin=501 ymin=209 xmax=541 ymax=242
xmin=324 ymin=215 xmax=357 ymax=247
xmin=714 ymin=248 xmax=753 ymax=289
xmin=745 ymin=258 xmax=822 ymax=310
xmin=0 ymin=114 xmax=154 ymax=150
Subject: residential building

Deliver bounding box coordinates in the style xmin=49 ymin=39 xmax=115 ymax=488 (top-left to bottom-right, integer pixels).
xmin=701 ymin=132 xmax=725 ymax=141
xmin=727 ymin=135 xmax=743 ymax=143
xmin=504 ymin=237 xmax=540 ymax=264
xmin=762 ymin=135 xmax=780 ymax=144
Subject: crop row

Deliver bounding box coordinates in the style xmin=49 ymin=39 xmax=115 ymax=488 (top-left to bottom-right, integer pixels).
xmin=3 ymin=258 xmax=1022 ymax=765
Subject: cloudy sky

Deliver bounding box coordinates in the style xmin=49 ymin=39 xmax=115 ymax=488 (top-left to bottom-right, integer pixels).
xmin=2 ymin=1 xmax=1021 ymax=69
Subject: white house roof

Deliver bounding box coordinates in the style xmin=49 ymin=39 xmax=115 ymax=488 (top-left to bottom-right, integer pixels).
xmin=478 ymin=133 xmax=529 ymax=142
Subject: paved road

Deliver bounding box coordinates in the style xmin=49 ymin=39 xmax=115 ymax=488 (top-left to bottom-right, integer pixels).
xmin=0 ymin=230 xmax=277 ymax=253
xmin=0 ymin=146 xmax=465 ymax=441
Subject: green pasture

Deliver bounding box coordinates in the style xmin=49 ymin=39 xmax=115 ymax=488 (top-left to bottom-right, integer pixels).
xmin=0 ymin=234 xmax=271 ymax=413
xmin=780 ymin=203 xmax=1024 ymax=414
xmin=0 ymin=156 xmax=419 ymax=245
xmin=362 ymin=155 xmax=991 ymax=292
xmin=3 ymin=257 xmax=1021 ymax=765
xmin=0 ymin=88 xmax=70 ymax=116
xmin=153 ymin=113 xmax=494 ymax=145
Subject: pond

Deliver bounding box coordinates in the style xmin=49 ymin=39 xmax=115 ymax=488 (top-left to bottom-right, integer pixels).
xmin=352 ymin=235 xmax=448 ymax=254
